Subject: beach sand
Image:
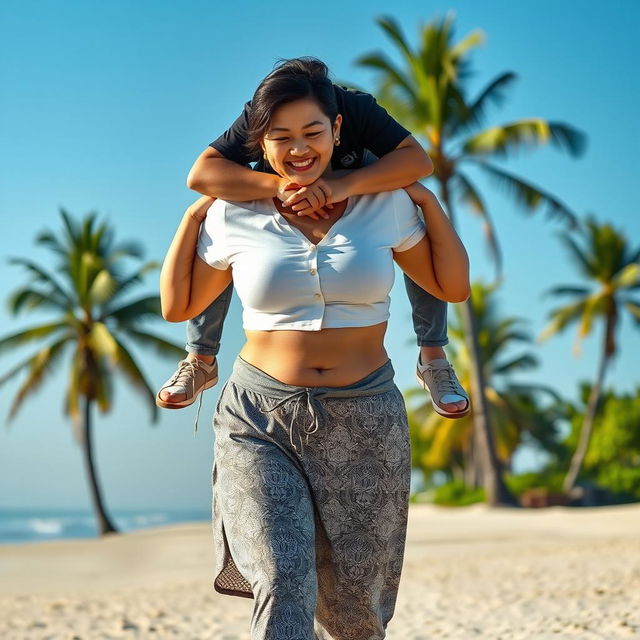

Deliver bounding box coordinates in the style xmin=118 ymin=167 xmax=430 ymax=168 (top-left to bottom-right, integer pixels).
xmin=1 ymin=503 xmax=639 ymax=639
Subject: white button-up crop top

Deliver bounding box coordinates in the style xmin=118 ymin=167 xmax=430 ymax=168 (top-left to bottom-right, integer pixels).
xmin=196 ymin=189 xmax=426 ymax=331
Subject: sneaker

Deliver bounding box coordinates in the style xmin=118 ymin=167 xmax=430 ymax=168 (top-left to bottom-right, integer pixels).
xmin=156 ymin=357 xmax=218 ymax=410
xmin=416 ymin=357 xmax=470 ymax=419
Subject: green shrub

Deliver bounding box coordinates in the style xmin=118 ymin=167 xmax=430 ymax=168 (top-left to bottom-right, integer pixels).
xmin=432 ymin=481 xmax=485 ymax=506
xmin=505 ymin=472 xmax=565 ymax=497
xmin=594 ymin=466 xmax=640 ymax=502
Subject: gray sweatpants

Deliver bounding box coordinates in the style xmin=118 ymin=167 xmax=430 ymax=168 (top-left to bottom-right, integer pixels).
xmin=211 ymin=356 xmax=411 ymax=640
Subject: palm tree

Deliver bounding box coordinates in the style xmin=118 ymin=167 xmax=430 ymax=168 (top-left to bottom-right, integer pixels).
xmin=0 ymin=211 xmax=184 ymax=535
xmin=540 ymin=217 xmax=640 ymax=493
xmin=406 ymin=281 xmax=564 ymax=490
xmin=356 ymin=15 xmax=585 ymax=505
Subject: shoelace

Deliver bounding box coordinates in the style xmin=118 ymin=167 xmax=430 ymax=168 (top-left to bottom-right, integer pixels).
xmin=262 ymin=388 xmax=327 ymax=455
xmin=193 ymin=393 xmax=204 ymax=434
xmin=165 ymin=360 xmax=207 ymax=434
xmin=428 ymin=365 xmax=463 ymax=396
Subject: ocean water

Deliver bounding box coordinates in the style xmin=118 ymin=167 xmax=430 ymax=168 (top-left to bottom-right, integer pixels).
xmin=0 ymin=507 xmax=211 ymax=545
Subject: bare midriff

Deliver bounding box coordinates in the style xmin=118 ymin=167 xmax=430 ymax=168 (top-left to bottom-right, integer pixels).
xmin=240 ymin=322 xmax=389 ymax=387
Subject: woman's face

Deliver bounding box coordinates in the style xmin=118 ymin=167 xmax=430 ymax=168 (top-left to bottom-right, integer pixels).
xmin=261 ymin=98 xmax=342 ymax=186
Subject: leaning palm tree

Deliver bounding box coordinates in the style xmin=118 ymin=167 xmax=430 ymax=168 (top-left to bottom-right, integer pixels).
xmin=0 ymin=211 xmax=184 ymax=535
xmin=356 ymin=15 xmax=586 ymax=505
xmin=406 ymin=281 xmax=564 ymax=489
xmin=540 ymin=216 xmax=640 ymax=493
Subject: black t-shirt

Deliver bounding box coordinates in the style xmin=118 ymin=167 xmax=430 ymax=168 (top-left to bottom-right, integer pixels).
xmin=209 ymin=85 xmax=411 ymax=173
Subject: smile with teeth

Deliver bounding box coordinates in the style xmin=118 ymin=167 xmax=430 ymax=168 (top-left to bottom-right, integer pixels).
xmin=287 ymin=157 xmax=316 ymax=171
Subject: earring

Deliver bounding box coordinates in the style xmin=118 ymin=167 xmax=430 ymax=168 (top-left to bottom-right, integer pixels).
xmin=263 ymin=151 xmax=267 ymax=159
xmin=334 ymin=136 xmax=341 ymax=146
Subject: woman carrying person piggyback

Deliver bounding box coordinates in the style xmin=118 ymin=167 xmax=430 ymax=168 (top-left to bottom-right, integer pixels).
xmin=157 ymin=58 xmax=470 ymax=422
xmin=160 ymin=58 xmax=470 ymax=639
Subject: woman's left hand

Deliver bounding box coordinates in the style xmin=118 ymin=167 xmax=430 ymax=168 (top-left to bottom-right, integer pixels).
xmin=187 ymin=196 xmax=216 ymax=223
xmin=284 ymin=181 xmax=331 ymax=218
xmin=283 ymin=177 xmax=351 ymax=218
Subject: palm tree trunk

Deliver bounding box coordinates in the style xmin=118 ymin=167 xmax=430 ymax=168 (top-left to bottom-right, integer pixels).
xmin=463 ymin=438 xmax=475 ymax=487
xmin=80 ymin=396 xmax=118 ymax=535
xmin=563 ymin=309 xmax=615 ymax=494
xmin=439 ymin=179 xmax=516 ymax=506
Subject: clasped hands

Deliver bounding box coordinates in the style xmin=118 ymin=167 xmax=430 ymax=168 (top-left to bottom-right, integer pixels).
xmin=187 ymin=175 xmax=350 ymax=225
xmin=276 ymin=176 xmax=350 ymax=221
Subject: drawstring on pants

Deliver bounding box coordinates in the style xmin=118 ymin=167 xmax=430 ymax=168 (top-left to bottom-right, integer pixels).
xmin=263 ymin=388 xmax=328 ymax=455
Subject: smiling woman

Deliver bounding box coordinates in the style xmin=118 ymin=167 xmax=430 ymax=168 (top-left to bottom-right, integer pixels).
xmin=262 ymin=98 xmax=341 ymax=186
xmin=159 ymin=58 xmax=469 ymax=639
xmin=245 ymin=59 xmax=340 ymax=158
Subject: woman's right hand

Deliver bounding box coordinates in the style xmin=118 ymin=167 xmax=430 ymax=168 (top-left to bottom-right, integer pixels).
xmin=187 ymin=196 xmax=216 ymax=223
xmin=277 ymin=178 xmax=331 ymax=220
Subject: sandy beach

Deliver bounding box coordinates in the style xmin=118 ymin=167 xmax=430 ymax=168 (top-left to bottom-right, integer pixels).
xmin=1 ymin=503 xmax=639 ymax=639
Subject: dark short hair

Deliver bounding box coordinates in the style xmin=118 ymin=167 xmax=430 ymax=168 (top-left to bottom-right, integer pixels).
xmin=245 ymin=58 xmax=338 ymax=156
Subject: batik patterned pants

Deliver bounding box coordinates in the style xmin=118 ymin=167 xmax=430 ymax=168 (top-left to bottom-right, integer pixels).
xmin=211 ymin=356 xmax=411 ymax=640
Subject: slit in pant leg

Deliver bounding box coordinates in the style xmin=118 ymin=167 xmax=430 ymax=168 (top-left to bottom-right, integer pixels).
xmin=215 ymin=436 xmax=318 ymax=639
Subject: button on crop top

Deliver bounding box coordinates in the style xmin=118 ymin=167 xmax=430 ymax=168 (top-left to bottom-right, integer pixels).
xmin=196 ymin=189 xmax=426 ymax=331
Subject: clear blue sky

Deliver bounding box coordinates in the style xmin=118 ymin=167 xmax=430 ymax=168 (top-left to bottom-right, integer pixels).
xmin=1 ymin=0 xmax=638 ymax=510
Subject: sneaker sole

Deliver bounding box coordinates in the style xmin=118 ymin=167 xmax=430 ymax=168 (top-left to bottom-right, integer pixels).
xmin=155 ymin=375 xmax=219 ymax=410
xmin=415 ymin=372 xmax=471 ymax=420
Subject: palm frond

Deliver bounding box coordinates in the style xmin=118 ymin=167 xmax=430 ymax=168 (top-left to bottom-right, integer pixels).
xmin=576 ymin=293 xmax=606 ymax=344
xmin=543 ymin=284 xmax=591 ymax=299
xmin=8 ymin=288 xmax=69 ymax=314
xmin=354 ymin=52 xmax=417 ymax=102
xmin=88 ymin=269 xmax=119 ymax=305
xmin=423 ymin=412 xmax=471 ymax=468
xmin=6 ymin=337 xmax=72 ymax=421
xmin=65 ymin=350 xmax=82 ymax=421
xmin=420 ymin=14 xmax=476 ymax=81
xmin=93 ymin=356 xmax=113 ymax=413
xmin=504 ymin=382 xmax=565 ymax=404
xmin=0 ymin=353 xmax=37 ymax=389
xmin=492 ymin=353 xmax=538 ymax=375
xmin=88 ymin=322 xmax=119 ymax=362
xmin=455 ymin=172 xmax=502 ymax=278
xmin=35 ymin=229 xmax=66 ymax=256
xmin=7 ymin=258 xmax=74 ymax=307
xmin=627 ymin=242 xmax=640 ymax=259
xmin=449 ymin=28 xmax=484 ymax=61
xmin=59 ymin=208 xmax=81 ymax=247
xmin=454 ymin=72 xmax=517 ymax=135
xmin=110 ymin=336 xmax=159 ymax=423
xmin=613 ymin=262 xmax=640 ymax=289
xmin=101 ymin=295 xmax=162 ymax=324
xmin=473 ymin=161 xmax=578 ymax=227
xmin=624 ymin=301 xmax=640 ymax=325
xmin=539 ymin=299 xmax=588 ymax=342
xmin=0 ymin=322 xmax=70 ymax=356
xmin=462 ymin=120 xmax=586 ymax=158
xmin=118 ymin=328 xmax=184 ymax=358
xmin=110 ymin=240 xmax=145 ymax=261
xmin=558 ymin=232 xmax=597 ymax=279
xmin=493 ymin=317 xmax=532 ymax=346
xmin=107 ymin=262 xmax=160 ymax=303
xmin=375 ymin=91 xmax=422 ymax=132
xmin=375 ymin=16 xmax=415 ymax=68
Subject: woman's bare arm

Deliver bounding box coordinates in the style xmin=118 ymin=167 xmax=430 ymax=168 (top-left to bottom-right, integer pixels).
xmin=393 ymin=183 xmax=470 ymax=303
xmin=160 ymin=196 xmax=232 ymax=322
xmin=188 ymin=138 xmax=433 ymax=218
xmin=187 ymin=147 xmax=288 ymax=201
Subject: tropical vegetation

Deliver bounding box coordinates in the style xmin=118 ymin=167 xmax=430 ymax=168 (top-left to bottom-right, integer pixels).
xmin=356 ymin=15 xmax=586 ymax=504
xmin=406 ymin=281 xmax=567 ymax=499
xmin=0 ymin=211 xmax=184 ymax=535
xmin=540 ymin=217 xmax=640 ymax=493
